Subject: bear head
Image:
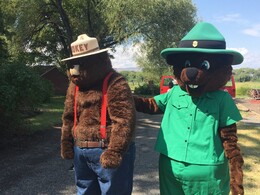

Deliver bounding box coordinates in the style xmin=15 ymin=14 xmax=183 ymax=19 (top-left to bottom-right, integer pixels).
xmin=166 ymin=53 xmax=233 ymax=97
xmin=66 ymin=52 xmax=113 ymax=89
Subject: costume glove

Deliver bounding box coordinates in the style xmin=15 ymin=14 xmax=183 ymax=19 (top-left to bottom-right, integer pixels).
xmin=100 ymin=149 xmax=122 ymax=168
xmin=61 ymin=139 xmax=74 ymax=159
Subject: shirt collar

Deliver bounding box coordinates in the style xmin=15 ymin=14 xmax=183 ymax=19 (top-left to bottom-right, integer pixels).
xmin=176 ymin=86 xmax=215 ymax=99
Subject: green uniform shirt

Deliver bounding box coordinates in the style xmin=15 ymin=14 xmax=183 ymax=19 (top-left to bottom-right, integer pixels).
xmin=154 ymin=86 xmax=242 ymax=165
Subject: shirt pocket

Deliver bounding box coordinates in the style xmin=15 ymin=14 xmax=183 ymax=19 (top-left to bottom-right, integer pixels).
xmin=196 ymin=107 xmax=217 ymax=123
xmin=171 ymin=101 xmax=189 ymax=119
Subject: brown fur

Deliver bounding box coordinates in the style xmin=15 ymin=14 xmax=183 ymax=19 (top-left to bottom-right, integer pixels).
xmin=134 ymin=96 xmax=162 ymax=114
xmin=220 ymin=124 xmax=244 ymax=195
xmin=135 ymin=53 xmax=244 ymax=194
xmin=61 ymin=52 xmax=136 ymax=168
xmin=167 ymin=53 xmax=233 ymax=97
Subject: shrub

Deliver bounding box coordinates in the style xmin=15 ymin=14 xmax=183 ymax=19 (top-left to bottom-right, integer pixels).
xmin=134 ymin=83 xmax=160 ymax=95
xmin=0 ymin=63 xmax=53 ymax=138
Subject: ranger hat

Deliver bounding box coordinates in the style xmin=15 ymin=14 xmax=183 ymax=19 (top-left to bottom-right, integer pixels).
xmin=61 ymin=34 xmax=110 ymax=62
xmin=161 ymin=22 xmax=243 ymax=65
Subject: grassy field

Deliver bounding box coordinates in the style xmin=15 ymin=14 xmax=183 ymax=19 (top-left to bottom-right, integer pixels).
xmin=236 ymin=104 xmax=260 ymax=194
xmin=236 ymin=81 xmax=260 ymax=98
xmin=25 ymin=96 xmax=65 ymax=133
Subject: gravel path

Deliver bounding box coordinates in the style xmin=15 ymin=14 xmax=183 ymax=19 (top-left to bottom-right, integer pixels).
xmin=0 ymin=113 xmax=161 ymax=195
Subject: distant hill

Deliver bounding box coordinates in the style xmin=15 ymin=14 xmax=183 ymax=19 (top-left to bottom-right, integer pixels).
xmin=114 ymin=67 xmax=141 ymax=72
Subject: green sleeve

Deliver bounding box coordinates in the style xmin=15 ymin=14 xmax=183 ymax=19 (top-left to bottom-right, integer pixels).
xmin=154 ymin=88 xmax=174 ymax=112
xmin=219 ymin=93 xmax=242 ymax=127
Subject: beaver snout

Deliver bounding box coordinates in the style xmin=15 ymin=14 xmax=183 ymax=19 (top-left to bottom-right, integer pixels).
xmin=185 ymin=67 xmax=198 ymax=81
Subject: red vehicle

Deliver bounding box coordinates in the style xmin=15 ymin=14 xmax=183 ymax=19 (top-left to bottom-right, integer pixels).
xmin=160 ymin=75 xmax=175 ymax=94
xmin=221 ymin=75 xmax=236 ymax=98
xmin=160 ymin=75 xmax=236 ymax=98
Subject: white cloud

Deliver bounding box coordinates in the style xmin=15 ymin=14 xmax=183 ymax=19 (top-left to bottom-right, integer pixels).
xmin=214 ymin=13 xmax=248 ymax=24
xmin=111 ymin=45 xmax=260 ymax=70
xmin=110 ymin=44 xmax=142 ymax=69
xmin=243 ymin=24 xmax=260 ymax=37
xmin=229 ymin=47 xmax=260 ymax=69
xmin=228 ymin=47 xmax=248 ymax=55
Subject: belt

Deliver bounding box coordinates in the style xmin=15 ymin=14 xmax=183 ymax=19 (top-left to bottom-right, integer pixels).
xmin=74 ymin=140 xmax=108 ymax=148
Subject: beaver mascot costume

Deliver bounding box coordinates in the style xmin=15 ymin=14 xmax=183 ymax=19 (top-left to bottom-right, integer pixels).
xmin=134 ymin=22 xmax=244 ymax=195
xmin=60 ymin=34 xmax=136 ymax=195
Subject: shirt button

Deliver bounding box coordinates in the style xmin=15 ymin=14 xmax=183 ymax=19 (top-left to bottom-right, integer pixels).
xmin=188 ymin=127 xmax=190 ymax=130
xmin=185 ymin=140 xmax=187 ymax=142
xmin=190 ymin=114 xmax=192 ymax=116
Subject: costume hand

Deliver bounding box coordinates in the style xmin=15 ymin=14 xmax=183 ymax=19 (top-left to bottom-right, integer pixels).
xmin=229 ymin=156 xmax=244 ymax=195
xmin=61 ymin=141 xmax=74 ymax=159
xmin=100 ymin=149 xmax=122 ymax=168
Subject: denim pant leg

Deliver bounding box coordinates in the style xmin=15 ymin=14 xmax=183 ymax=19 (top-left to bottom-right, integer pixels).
xmin=74 ymin=143 xmax=135 ymax=195
xmin=74 ymin=146 xmax=101 ymax=195
xmin=98 ymin=143 xmax=136 ymax=195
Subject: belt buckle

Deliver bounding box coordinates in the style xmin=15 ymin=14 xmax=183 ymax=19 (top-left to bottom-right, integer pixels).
xmin=100 ymin=139 xmax=104 ymax=147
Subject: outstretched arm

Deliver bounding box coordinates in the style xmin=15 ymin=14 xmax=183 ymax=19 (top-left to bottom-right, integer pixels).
xmin=220 ymin=123 xmax=244 ymax=195
xmin=133 ymin=96 xmax=163 ymax=114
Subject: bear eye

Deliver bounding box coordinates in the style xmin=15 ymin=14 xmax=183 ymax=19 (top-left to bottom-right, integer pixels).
xmin=184 ymin=60 xmax=191 ymax=67
xmin=201 ymin=60 xmax=210 ymax=70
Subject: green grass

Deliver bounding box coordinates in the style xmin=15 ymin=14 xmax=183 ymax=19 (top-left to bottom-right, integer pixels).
xmin=25 ymin=96 xmax=65 ymax=133
xmin=236 ymin=81 xmax=260 ymax=98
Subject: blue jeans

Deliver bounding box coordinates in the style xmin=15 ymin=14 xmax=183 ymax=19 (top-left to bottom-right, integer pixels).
xmin=73 ymin=143 xmax=135 ymax=195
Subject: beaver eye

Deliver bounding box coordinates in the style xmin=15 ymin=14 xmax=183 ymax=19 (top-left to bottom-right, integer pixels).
xmin=201 ymin=60 xmax=210 ymax=70
xmin=184 ymin=60 xmax=191 ymax=67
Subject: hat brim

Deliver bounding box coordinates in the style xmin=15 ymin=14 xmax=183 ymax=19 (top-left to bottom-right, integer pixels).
xmin=61 ymin=48 xmax=110 ymax=62
xmin=161 ymin=48 xmax=243 ymax=65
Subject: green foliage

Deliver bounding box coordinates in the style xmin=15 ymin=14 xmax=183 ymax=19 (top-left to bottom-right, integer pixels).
xmin=0 ymin=63 xmax=53 ymax=137
xmin=25 ymin=96 xmax=65 ymax=133
xmin=134 ymin=83 xmax=160 ymax=95
xmin=134 ymin=0 xmax=197 ymax=81
xmin=0 ymin=6 xmax=9 ymax=65
xmin=1 ymin=0 xmax=198 ymax=70
xmin=233 ymin=68 xmax=260 ymax=82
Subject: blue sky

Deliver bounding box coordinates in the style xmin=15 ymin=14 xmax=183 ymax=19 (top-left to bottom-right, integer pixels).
xmin=111 ymin=0 xmax=260 ymax=69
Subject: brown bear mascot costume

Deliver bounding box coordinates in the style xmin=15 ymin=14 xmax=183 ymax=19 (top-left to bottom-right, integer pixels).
xmin=134 ymin=22 xmax=244 ymax=195
xmin=61 ymin=34 xmax=136 ymax=195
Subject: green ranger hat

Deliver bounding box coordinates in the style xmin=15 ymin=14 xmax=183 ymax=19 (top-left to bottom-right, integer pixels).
xmin=161 ymin=22 xmax=243 ymax=65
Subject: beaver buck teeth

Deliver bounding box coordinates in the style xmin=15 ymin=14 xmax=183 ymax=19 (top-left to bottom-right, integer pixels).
xmin=188 ymin=84 xmax=199 ymax=89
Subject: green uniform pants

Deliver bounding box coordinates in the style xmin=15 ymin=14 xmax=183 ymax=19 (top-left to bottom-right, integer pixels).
xmin=159 ymin=154 xmax=230 ymax=195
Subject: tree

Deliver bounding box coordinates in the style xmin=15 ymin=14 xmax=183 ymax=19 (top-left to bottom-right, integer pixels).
xmin=3 ymin=0 xmax=197 ymax=72
xmin=252 ymin=68 xmax=260 ymax=81
xmin=136 ymin=0 xmax=197 ymax=82
xmin=233 ymin=68 xmax=256 ymax=82
xmin=103 ymin=0 xmax=197 ymax=82
xmin=0 ymin=4 xmax=11 ymax=65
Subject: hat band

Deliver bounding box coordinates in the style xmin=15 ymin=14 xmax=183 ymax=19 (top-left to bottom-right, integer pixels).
xmin=179 ymin=40 xmax=226 ymax=49
xmin=72 ymin=46 xmax=100 ymax=56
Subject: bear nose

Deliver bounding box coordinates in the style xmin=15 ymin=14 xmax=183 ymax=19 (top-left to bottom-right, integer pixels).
xmin=186 ymin=67 xmax=198 ymax=81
